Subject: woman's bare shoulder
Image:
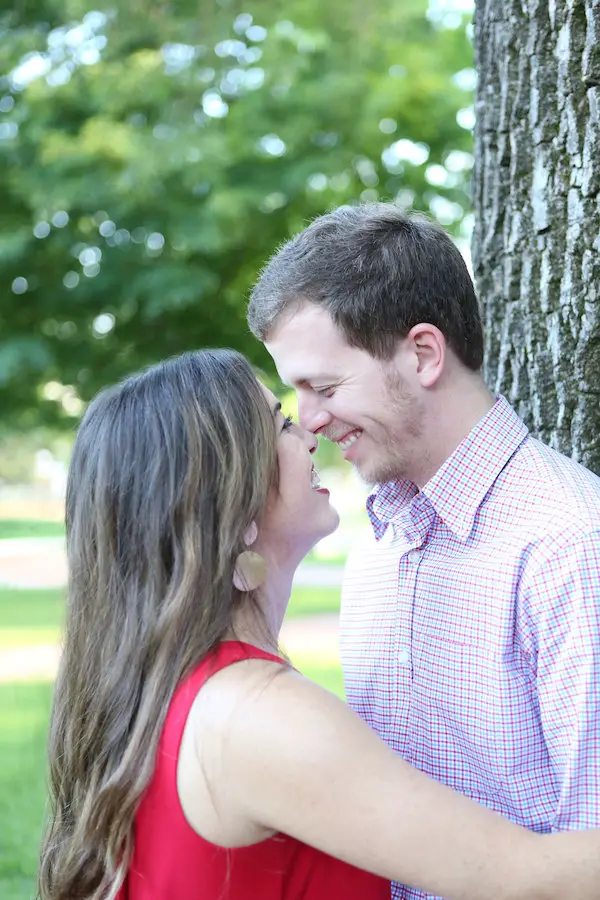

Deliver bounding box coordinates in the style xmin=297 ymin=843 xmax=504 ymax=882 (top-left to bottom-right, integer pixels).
xmin=177 ymin=656 xmax=324 ymax=845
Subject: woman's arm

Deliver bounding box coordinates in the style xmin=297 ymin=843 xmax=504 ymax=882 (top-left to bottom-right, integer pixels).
xmin=190 ymin=660 xmax=599 ymax=900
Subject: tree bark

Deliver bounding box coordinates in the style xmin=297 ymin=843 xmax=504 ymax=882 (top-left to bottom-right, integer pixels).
xmin=472 ymin=0 xmax=600 ymax=472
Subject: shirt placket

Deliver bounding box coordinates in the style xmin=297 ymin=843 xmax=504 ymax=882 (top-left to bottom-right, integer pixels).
xmin=389 ymin=500 xmax=434 ymax=755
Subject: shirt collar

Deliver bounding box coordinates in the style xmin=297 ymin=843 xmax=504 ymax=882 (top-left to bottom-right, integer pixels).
xmin=367 ymin=396 xmax=528 ymax=543
xmin=367 ymin=480 xmax=419 ymax=541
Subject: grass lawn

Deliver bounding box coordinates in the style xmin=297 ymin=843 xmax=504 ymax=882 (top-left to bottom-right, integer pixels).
xmin=0 ymin=583 xmax=343 ymax=899
xmin=0 ymin=681 xmax=53 ymax=900
xmin=0 ymin=518 xmax=347 ymax=566
xmin=304 ymin=547 xmax=346 ymax=566
xmin=0 ymin=520 xmax=64 ymax=540
xmin=0 ymin=585 xmax=340 ymax=649
xmin=0 ymin=655 xmax=344 ymax=900
xmin=286 ymin=585 xmax=340 ymax=617
xmin=0 ymin=590 xmax=66 ymax=648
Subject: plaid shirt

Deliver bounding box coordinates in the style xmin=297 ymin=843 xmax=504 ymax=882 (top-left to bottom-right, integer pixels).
xmin=341 ymin=397 xmax=600 ymax=900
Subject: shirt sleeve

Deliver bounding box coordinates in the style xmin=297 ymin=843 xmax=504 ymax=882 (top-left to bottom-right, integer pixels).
xmin=523 ymin=530 xmax=600 ymax=830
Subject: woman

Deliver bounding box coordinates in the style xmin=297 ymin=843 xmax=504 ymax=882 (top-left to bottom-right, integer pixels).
xmin=39 ymin=349 xmax=600 ymax=900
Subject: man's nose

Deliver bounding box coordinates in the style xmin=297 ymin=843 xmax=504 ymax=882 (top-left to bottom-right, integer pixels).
xmin=297 ymin=393 xmax=333 ymax=435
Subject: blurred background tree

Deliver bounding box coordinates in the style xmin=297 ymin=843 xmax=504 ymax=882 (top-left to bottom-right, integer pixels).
xmin=0 ymin=0 xmax=475 ymax=438
xmin=0 ymin=10 xmax=476 ymax=883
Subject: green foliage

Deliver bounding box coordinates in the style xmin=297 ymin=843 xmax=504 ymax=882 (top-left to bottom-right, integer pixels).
xmin=0 ymin=0 xmax=474 ymax=426
xmin=0 ymin=428 xmax=72 ymax=483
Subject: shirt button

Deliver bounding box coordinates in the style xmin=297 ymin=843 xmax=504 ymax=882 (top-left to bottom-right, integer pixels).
xmin=398 ymin=648 xmax=411 ymax=665
xmin=406 ymin=549 xmax=421 ymax=564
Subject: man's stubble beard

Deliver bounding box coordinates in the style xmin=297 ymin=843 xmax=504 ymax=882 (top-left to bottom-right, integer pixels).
xmin=357 ymin=369 xmax=425 ymax=487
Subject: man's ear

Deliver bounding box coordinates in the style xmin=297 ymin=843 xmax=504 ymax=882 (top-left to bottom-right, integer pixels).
xmin=406 ymin=323 xmax=446 ymax=388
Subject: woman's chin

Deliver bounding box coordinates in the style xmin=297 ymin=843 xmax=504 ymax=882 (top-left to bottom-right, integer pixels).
xmin=275 ymin=507 xmax=341 ymax=567
xmin=327 ymin=507 xmax=341 ymax=534
xmin=306 ymin=508 xmax=341 ymax=552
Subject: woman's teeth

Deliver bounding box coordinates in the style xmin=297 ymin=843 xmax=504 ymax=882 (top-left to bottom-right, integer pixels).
xmin=311 ymin=467 xmax=322 ymax=489
xmin=338 ymin=431 xmax=361 ymax=452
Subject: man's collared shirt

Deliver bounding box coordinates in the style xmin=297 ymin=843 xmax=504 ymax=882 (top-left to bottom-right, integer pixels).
xmin=341 ymin=396 xmax=600 ymax=900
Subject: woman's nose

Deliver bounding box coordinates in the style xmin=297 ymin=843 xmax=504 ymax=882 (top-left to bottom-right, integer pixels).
xmin=305 ymin=429 xmax=318 ymax=454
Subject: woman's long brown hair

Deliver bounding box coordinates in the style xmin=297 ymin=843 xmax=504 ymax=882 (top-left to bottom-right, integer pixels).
xmin=38 ymin=349 xmax=278 ymax=900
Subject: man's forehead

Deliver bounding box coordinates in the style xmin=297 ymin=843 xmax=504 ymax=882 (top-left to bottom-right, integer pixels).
xmin=265 ymin=305 xmax=350 ymax=385
xmin=274 ymin=359 xmax=340 ymax=389
xmin=267 ymin=303 xmax=342 ymax=344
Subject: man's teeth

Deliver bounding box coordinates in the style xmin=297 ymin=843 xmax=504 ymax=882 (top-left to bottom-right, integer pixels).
xmin=338 ymin=431 xmax=361 ymax=452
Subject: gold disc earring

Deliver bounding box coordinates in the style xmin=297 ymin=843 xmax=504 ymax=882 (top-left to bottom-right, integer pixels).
xmin=233 ymin=550 xmax=267 ymax=592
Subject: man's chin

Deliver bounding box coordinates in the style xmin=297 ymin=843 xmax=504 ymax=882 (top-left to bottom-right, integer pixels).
xmin=353 ymin=458 xmax=401 ymax=488
xmin=352 ymin=461 xmax=381 ymax=488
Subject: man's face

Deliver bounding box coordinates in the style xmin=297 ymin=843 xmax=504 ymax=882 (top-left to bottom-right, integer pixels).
xmin=265 ymin=305 xmax=426 ymax=485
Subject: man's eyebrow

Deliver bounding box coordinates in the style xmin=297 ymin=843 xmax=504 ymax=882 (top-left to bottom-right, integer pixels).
xmin=292 ymin=376 xmax=336 ymax=388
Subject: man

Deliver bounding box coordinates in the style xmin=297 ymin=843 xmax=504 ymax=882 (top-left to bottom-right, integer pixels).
xmin=247 ymin=203 xmax=600 ymax=900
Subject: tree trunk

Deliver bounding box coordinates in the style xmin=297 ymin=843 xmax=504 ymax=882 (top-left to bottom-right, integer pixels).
xmin=472 ymin=0 xmax=600 ymax=472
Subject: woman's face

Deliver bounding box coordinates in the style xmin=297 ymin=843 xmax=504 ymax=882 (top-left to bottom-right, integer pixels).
xmin=259 ymin=385 xmax=340 ymax=558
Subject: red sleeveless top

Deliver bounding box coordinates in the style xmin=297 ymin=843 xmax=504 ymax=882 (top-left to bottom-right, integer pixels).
xmin=124 ymin=641 xmax=389 ymax=899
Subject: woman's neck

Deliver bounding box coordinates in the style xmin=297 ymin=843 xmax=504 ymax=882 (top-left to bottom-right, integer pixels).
xmin=226 ymin=554 xmax=297 ymax=654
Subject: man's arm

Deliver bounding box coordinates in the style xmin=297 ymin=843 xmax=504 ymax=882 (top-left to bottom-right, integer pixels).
xmin=523 ymin=530 xmax=600 ymax=830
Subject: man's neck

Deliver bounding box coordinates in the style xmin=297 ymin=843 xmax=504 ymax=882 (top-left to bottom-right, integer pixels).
xmin=412 ymin=376 xmax=495 ymax=489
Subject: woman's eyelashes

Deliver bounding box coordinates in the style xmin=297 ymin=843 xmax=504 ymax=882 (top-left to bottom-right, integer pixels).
xmin=281 ymin=414 xmax=294 ymax=432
